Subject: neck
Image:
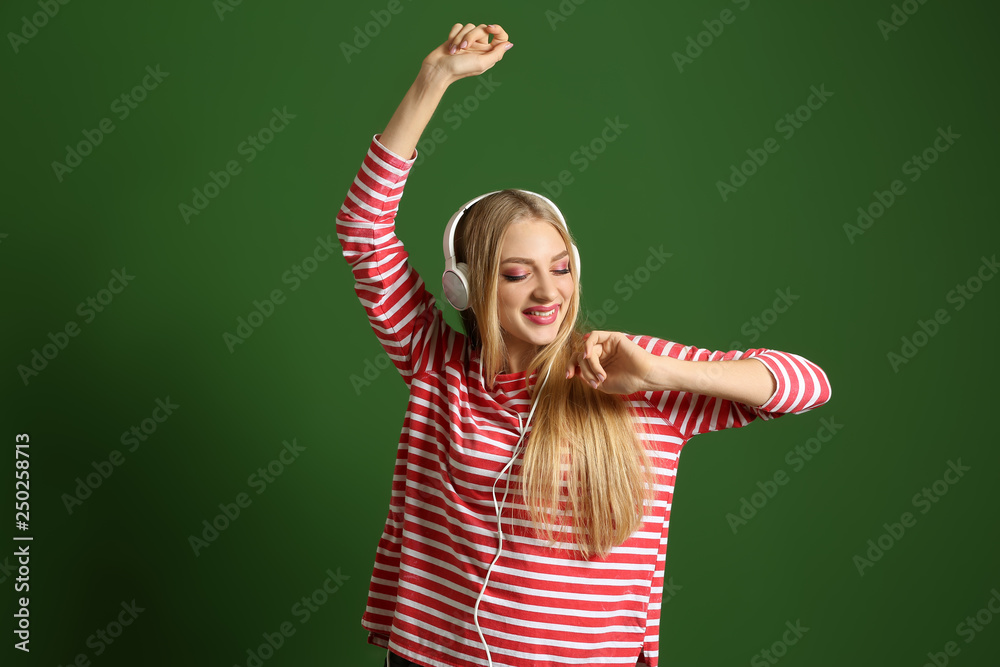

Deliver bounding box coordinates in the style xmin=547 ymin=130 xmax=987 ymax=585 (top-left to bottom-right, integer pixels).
xmin=503 ymin=343 xmax=534 ymax=375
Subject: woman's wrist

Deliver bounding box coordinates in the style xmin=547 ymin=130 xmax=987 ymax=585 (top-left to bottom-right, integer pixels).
xmin=643 ymin=355 xmax=678 ymax=393
xmin=417 ymin=58 xmax=456 ymax=92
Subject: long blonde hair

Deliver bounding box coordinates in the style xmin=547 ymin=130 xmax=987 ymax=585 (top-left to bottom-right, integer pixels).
xmin=455 ymin=190 xmax=656 ymax=560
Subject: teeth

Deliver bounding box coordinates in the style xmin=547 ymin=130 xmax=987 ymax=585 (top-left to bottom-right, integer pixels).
xmin=525 ymin=308 xmax=556 ymax=317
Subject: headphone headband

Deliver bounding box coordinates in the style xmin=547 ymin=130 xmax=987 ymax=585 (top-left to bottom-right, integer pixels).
xmin=441 ymin=189 xmax=581 ymax=310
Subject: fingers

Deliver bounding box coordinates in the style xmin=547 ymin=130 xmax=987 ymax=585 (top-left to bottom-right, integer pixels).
xmin=578 ymin=332 xmax=607 ymax=388
xmin=483 ymin=25 xmax=512 ymax=62
xmin=487 ymin=41 xmax=512 ymax=66
xmin=448 ymin=23 xmax=480 ymax=55
xmin=447 ymin=23 xmax=509 ymax=55
xmin=565 ymin=340 xmax=604 ymax=387
xmin=582 ymin=348 xmax=606 ymax=387
xmin=486 ymin=24 xmax=509 ymax=44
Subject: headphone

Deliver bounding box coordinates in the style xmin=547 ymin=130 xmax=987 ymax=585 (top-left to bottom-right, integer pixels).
xmin=433 ymin=189 xmax=578 ymax=666
xmin=441 ymin=189 xmax=581 ymax=311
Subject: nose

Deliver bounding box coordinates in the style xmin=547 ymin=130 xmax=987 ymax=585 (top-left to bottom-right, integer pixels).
xmin=532 ymin=270 xmax=559 ymax=303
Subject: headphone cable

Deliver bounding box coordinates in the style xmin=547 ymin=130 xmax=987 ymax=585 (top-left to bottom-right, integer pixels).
xmin=474 ymin=361 xmax=552 ymax=667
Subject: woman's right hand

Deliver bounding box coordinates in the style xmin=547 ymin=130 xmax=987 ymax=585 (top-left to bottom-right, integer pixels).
xmin=423 ymin=23 xmax=513 ymax=85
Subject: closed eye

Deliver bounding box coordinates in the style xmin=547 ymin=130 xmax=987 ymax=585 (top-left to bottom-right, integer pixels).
xmin=502 ymin=268 xmax=571 ymax=282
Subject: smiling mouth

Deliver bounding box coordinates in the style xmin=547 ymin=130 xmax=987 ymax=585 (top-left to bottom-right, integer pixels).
xmin=522 ymin=305 xmax=559 ymax=323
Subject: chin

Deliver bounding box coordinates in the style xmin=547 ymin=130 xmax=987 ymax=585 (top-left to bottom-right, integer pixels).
xmin=525 ymin=322 xmax=564 ymax=346
xmin=502 ymin=311 xmax=567 ymax=357
xmin=529 ymin=333 xmax=558 ymax=348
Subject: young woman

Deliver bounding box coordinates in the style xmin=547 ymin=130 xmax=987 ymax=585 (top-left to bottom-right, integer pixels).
xmin=336 ymin=23 xmax=832 ymax=667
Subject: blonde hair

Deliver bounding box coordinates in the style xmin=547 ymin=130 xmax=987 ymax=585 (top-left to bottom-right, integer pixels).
xmin=455 ymin=190 xmax=656 ymax=560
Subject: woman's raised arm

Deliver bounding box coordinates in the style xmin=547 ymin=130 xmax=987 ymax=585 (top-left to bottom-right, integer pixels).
xmin=335 ymin=23 xmax=514 ymax=388
xmin=379 ymin=23 xmax=513 ymax=160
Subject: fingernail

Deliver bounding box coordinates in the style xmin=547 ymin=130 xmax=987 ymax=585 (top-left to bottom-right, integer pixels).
xmin=590 ymin=380 xmax=598 ymax=389
xmin=460 ymin=40 xmax=468 ymax=49
xmin=505 ymin=42 xmax=513 ymax=50
xmin=449 ymin=45 xmax=456 ymax=54
xmin=598 ymin=375 xmax=605 ymax=383
xmin=566 ymin=370 xmax=571 ymax=379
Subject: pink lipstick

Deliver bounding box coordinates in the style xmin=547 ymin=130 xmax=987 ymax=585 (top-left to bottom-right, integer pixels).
xmin=522 ymin=304 xmax=559 ymax=325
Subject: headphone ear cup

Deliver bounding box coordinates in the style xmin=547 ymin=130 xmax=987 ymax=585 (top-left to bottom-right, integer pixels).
xmin=442 ymin=262 xmax=471 ymax=310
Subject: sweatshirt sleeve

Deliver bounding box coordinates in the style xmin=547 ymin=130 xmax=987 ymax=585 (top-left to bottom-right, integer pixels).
xmin=336 ymin=134 xmax=464 ymax=385
xmin=626 ymin=334 xmax=832 ymax=440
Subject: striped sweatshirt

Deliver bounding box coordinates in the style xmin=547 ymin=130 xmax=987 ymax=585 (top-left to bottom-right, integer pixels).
xmin=337 ymin=134 xmax=832 ymax=667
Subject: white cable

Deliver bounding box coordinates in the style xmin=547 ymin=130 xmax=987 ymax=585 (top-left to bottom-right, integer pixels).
xmin=474 ymin=363 xmax=552 ymax=667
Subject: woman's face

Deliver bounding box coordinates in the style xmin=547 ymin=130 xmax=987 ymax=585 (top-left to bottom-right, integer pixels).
xmin=496 ymin=218 xmax=574 ymax=372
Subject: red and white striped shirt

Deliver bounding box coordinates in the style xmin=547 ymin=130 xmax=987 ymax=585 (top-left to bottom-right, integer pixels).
xmin=337 ymin=134 xmax=832 ymax=667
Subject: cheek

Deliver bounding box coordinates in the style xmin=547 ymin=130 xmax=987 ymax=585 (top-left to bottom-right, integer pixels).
xmin=498 ymin=282 xmax=524 ymax=301
xmin=496 ymin=286 xmax=519 ymax=318
xmin=560 ymin=281 xmax=575 ymax=303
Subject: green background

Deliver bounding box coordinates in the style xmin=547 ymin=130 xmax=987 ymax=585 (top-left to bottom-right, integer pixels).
xmin=2 ymin=0 xmax=999 ymax=665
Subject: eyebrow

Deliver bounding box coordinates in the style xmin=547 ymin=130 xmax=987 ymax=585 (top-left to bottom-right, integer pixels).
xmin=500 ymin=250 xmax=569 ymax=266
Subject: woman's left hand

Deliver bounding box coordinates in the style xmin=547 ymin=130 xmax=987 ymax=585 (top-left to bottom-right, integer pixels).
xmin=566 ymin=331 xmax=656 ymax=395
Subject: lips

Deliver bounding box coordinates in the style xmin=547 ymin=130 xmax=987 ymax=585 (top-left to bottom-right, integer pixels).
xmin=522 ymin=304 xmax=559 ymax=325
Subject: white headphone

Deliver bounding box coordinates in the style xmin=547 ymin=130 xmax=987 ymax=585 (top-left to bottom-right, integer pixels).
xmin=441 ymin=189 xmax=581 ymax=311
